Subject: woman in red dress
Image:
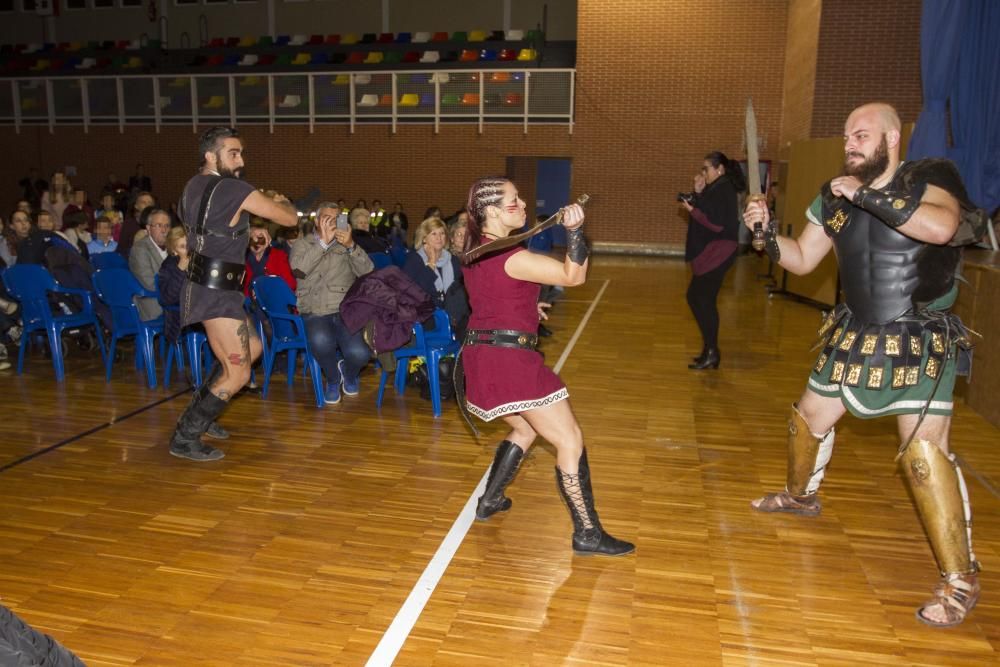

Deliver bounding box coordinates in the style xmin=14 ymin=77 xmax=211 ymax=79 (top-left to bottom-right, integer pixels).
xmin=460 ymin=177 xmax=634 ymax=556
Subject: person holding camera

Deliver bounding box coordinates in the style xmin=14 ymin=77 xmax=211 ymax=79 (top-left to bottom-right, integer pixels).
xmin=291 ymin=202 xmax=375 ymax=405
xmin=681 ymin=151 xmax=747 ymax=370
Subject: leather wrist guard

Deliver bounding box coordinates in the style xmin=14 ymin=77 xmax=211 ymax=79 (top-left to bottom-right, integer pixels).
xmin=764 ymin=221 xmax=780 ymax=263
xmin=852 ymin=184 xmax=923 ymax=228
xmin=566 ymin=227 xmax=589 ymax=265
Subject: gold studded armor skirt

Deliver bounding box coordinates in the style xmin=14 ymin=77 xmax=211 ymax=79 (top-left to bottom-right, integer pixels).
xmin=806 ymin=298 xmax=974 ymax=419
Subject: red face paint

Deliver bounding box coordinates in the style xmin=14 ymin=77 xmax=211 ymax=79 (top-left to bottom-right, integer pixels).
xmin=504 ymin=202 xmax=519 ymax=212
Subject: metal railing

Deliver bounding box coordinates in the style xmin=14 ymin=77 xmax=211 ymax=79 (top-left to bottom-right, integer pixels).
xmin=0 ymin=68 xmax=575 ymax=134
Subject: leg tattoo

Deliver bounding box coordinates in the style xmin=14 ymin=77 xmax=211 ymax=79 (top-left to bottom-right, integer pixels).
xmin=236 ymin=321 xmax=251 ymax=366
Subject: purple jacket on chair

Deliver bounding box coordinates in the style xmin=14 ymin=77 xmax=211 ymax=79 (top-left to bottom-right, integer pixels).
xmin=340 ymin=266 xmax=435 ymax=353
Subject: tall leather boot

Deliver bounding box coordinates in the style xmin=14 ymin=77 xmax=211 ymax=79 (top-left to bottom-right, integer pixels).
xmin=199 ymin=364 xmax=230 ymax=440
xmin=476 ymin=440 xmax=525 ymax=520
xmin=555 ymin=449 xmax=635 ymax=556
xmin=169 ymin=385 xmax=228 ymax=461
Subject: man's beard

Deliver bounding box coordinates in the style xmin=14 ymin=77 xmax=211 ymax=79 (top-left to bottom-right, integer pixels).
xmin=214 ymin=152 xmax=245 ymax=180
xmin=842 ymin=135 xmax=889 ymax=184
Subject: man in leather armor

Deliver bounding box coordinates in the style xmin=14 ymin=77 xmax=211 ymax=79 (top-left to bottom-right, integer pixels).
xmin=169 ymin=127 xmax=298 ymax=462
xmin=743 ymin=103 xmax=987 ymax=627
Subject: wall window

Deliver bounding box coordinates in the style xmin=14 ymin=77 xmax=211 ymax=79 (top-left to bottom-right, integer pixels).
xmin=93 ymin=0 xmax=114 ymax=8
xmin=174 ymin=0 xmax=198 ymax=5
xmin=120 ymin=0 xmax=142 ymax=6
xmin=0 ymin=0 xmax=16 ymax=10
xmin=63 ymin=0 xmax=86 ymax=9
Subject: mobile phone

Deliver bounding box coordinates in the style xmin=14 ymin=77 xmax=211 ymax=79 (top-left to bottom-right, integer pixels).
xmin=336 ymin=212 xmax=349 ymax=230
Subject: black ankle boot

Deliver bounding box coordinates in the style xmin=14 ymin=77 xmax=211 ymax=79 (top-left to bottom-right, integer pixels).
xmin=169 ymin=390 xmax=229 ymax=461
xmin=692 ymin=347 xmax=708 ymax=364
xmin=476 ymin=440 xmax=525 ymax=520
xmin=688 ymin=348 xmax=720 ymax=370
xmin=555 ymin=449 xmax=635 ymax=556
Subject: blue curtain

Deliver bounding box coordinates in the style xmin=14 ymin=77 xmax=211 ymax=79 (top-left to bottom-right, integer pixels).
xmin=908 ymin=0 xmax=1000 ymax=211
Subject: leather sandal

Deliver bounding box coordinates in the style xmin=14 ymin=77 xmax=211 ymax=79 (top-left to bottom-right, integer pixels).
xmin=750 ymin=491 xmax=821 ymax=516
xmin=915 ymin=573 xmax=980 ymax=628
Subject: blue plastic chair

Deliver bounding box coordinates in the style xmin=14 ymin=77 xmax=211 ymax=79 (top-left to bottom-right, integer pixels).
xmin=92 ymin=268 xmax=165 ymax=388
xmin=368 ymin=252 xmax=392 ymax=270
xmin=389 ymin=239 xmax=408 ymax=267
xmin=1 ymin=264 xmax=107 ymax=381
xmin=252 ymin=276 xmax=325 ymax=408
xmin=376 ymin=308 xmax=460 ymax=417
xmin=164 ymin=328 xmax=214 ymax=387
xmin=90 ymin=252 xmax=128 ymax=270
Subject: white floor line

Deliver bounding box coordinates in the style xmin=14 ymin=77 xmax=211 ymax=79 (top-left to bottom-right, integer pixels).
xmin=365 ymin=279 xmax=611 ymax=667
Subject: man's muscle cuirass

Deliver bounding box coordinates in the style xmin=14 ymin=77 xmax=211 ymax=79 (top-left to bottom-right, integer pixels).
xmin=821 ymin=162 xmax=960 ymax=326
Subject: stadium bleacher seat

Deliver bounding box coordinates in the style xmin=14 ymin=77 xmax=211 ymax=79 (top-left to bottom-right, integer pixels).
xmin=378 ymin=33 xmax=394 ymax=43
xmin=257 ymin=54 xmax=276 ymax=66
xmin=396 ymin=32 xmax=412 ymax=43
xmin=399 ymin=93 xmax=419 ymax=107
xmin=203 ymin=96 xmax=226 ymax=109
xmin=341 ymin=33 xmax=360 ymax=45
xmin=353 ymin=74 xmax=371 ymax=85
xmin=379 ymin=94 xmax=392 ymax=106
xmin=310 ymin=53 xmax=330 ymax=65
xmin=75 ymin=57 xmax=97 ymax=70
xmin=361 ymin=33 xmax=377 ymax=44
xmin=429 ymin=72 xmax=449 ymax=84
xmin=291 ymin=52 xmax=311 ymax=65
xmin=208 ymin=38 xmax=224 ymax=48
xmin=419 ymin=51 xmax=440 ymax=63
xmin=257 ymin=35 xmax=274 ymax=47
xmin=383 ymin=51 xmax=402 ymax=64
xmin=526 ymin=29 xmax=543 ymax=41
xmin=402 ymin=51 xmax=420 ymax=63
xmin=459 ymin=49 xmax=477 ymax=62
xmin=468 ymin=30 xmax=488 ymax=42
xmin=479 ymin=49 xmax=497 ymax=61
xmin=439 ymin=50 xmax=459 ymax=62
xmin=441 ymin=93 xmax=460 ymax=106
xmin=238 ymin=35 xmax=256 ymax=47
xmin=505 ymin=30 xmax=525 ymax=40
xmin=504 ymin=93 xmax=523 ymax=106
xmin=498 ymin=49 xmax=517 ymax=61
xmin=332 ymin=74 xmax=350 ymax=85
xmin=148 ymin=96 xmax=170 ymax=110
xmin=412 ymin=32 xmax=431 ymax=43
xmin=517 ymin=48 xmax=537 ymax=61
xmin=308 ymin=35 xmax=324 ymax=45
xmin=223 ymin=54 xmax=241 ymax=66
xmin=461 ymin=93 xmax=480 ymax=105
xmin=122 ymin=56 xmax=143 ymax=69
xmin=363 ymin=52 xmax=384 ymax=64
xmin=325 ymin=34 xmax=341 ymax=45
xmin=358 ymin=94 xmax=378 ymax=107
xmin=289 ymin=35 xmax=309 ymax=46
xmin=275 ymin=35 xmax=291 ymax=46
xmin=431 ymin=32 xmax=449 ymax=42
xmin=346 ymin=51 xmax=365 ymax=65
xmin=451 ymin=31 xmax=468 ymax=42
xmin=238 ymin=54 xmax=259 ymax=66
xmin=420 ymin=93 xmax=434 ymax=107
xmin=490 ymin=72 xmax=511 ymax=83
xmin=278 ymin=95 xmax=301 ymax=108
xmin=239 ymin=76 xmax=262 ymax=86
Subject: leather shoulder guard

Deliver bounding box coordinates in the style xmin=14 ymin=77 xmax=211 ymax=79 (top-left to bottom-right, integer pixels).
xmin=900 ymin=159 xmax=988 ymax=247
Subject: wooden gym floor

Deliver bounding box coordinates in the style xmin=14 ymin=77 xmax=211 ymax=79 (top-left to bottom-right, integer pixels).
xmin=0 ymin=256 xmax=998 ymax=666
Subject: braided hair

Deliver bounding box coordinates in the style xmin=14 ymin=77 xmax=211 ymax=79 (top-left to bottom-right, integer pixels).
xmin=463 ymin=176 xmax=509 ymax=262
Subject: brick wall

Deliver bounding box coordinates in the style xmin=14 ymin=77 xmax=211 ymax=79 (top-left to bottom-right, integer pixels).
xmin=1 ymin=0 xmax=924 ymax=249
xmin=810 ymin=0 xmax=922 ymax=138
xmin=573 ymin=0 xmax=788 ymax=245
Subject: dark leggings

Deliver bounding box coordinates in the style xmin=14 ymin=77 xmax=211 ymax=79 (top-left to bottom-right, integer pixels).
xmin=686 ymin=257 xmax=734 ymax=350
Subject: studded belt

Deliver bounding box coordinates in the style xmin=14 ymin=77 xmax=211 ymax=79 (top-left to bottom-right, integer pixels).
xmin=187 ymin=252 xmax=246 ymax=292
xmin=463 ymin=328 xmax=538 ymax=351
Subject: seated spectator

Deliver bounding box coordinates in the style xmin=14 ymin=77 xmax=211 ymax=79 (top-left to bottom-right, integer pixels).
xmin=117 ymin=191 xmax=155 ymax=256
xmin=87 ymin=216 xmax=118 ymax=255
xmin=423 ymin=205 xmax=442 ymax=220
xmin=40 ymin=170 xmax=72 ymax=230
xmin=0 ymin=213 xmax=16 ymax=268
xmin=291 ymin=205 xmax=374 ymax=405
xmin=11 ymin=210 xmax=52 ymax=265
xmin=389 ymin=203 xmax=409 ymax=245
xmin=244 ymin=221 xmax=295 ymax=296
xmin=157 ymin=226 xmax=189 ymax=345
xmin=59 ymin=210 xmax=92 ymax=256
xmin=36 ymin=210 xmax=55 ymax=232
xmin=128 ymin=207 xmax=170 ymax=321
xmin=348 ymin=206 xmax=390 ymax=255
xmin=369 ymin=199 xmax=389 ymax=238
xmin=403 ymin=217 xmax=469 ymax=335
xmin=15 ymin=199 xmax=32 ymax=215
xmin=448 ymin=213 xmax=469 ymax=256
xmin=95 ymin=192 xmax=118 ymax=220
xmin=63 ymin=188 xmax=95 ymax=229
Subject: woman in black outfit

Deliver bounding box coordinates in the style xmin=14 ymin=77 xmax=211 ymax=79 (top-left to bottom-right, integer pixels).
xmin=683 ymin=151 xmax=746 ymax=370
